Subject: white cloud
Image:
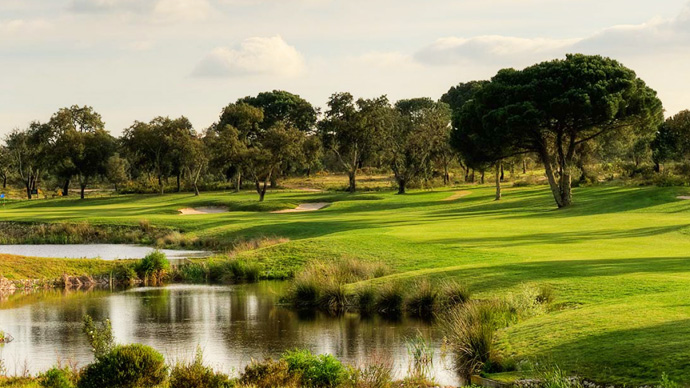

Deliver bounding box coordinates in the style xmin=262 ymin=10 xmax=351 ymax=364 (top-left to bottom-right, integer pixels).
xmin=0 ymin=18 xmax=49 ymax=35
xmin=153 ymin=0 xmax=210 ymax=22
xmin=416 ymin=3 xmax=690 ymax=67
xmin=193 ymin=35 xmax=305 ymax=77
xmin=69 ymin=0 xmax=153 ymax=14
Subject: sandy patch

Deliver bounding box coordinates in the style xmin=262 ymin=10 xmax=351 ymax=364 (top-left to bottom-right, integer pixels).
xmin=272 ymin=202 xmax=330 ymax=214
xmin=677 ymin=196 xmax=690 ymax=200
xmin=442 ymin=190 xmax=472 ymax=201
xmin=178 ymin=206 xmax=228 ymax=215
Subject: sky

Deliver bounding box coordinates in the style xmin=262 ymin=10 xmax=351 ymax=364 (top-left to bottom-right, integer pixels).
xmin=2 ymin=0 xmax=690 ymax=136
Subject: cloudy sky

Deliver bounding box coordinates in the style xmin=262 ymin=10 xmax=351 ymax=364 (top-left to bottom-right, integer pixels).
xmin=2 ymin=0 xmax=690 ymax=136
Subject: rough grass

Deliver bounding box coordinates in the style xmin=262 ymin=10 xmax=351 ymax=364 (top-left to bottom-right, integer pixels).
xmin=3 ymin=181 xmax=690 ymax=384
xmin=0 ymin=254 xmax=120 ymax=281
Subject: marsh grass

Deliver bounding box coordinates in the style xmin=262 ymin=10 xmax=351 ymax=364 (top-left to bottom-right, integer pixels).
xmin=169 ymin=347 xmax=232 ymax=388
xmin=405 ymin=334 xmax=434 ymax=382
xmin=405 ymin=281 xmax=438 ymax=319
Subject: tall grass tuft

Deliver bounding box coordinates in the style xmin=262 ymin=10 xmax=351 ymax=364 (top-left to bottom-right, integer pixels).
xmin=439 ymin=280 xmax=471 ymax=309
xmin=374 ymin=283 xmax=405 ymax=317
xmin=442 ymin=300 xmax=514 ymax=378
xmin=405 ymin=333 xmax=434 ymax=381
xmin=169 ymin=346 xmax=233 ymax=388
xmin=405 ymin=280 xmax=438 ymax=319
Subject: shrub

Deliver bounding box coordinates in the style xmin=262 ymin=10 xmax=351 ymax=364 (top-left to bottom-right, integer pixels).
xmin=282 ymin=349 xmax=346 ymax=387
xmin=658 ymin=373 xmax=680 ymax=388
xmin=374 ymin=284 xmax=404 ymax=317
xmin=405 ymin=281 xmax=438 ymax=319
xmin=174 ymin=262 xmax=208 ymax=283
xmin=82 ymin=315 xmax=114 ymax=359
xmin=39 ymin=367 xmax=75 ymax=388
xmin=78 ymin=344 xmax=167 ymax=388
xmin=111 ymin=263 xmax=137 ymax=284
xmin=241 ymin=358 xmax=299 ymax=388
xmin=169 ymin=347 xmax=233 ymax=388
xmin=536 ymin=284 xmax=555 ymax=305
xmin=506 ymin=284 xmax=553 ymax=319
xmin=135 ymin=251 xmax=170 ymax=282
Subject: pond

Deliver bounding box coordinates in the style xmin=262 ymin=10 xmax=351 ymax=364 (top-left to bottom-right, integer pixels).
xmin=0 ymin=244 xmax=210 ymax=260
xmin=0 ymin=282 xmax=461 ymax=385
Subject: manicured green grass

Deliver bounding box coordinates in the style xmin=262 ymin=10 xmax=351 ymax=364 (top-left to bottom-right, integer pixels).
xmin=2 ymin=183 xmax=690 ymax=384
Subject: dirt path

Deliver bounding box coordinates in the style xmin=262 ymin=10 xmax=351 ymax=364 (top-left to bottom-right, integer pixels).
xmin=442 ymin=190 xmax=471 ymax=201
xmin=271 ymin=202 xmax=330 ymax=214
xmin=677 ymin=196 xmax=690 ymax=200
xmin=178 ymin=207 xmax=228 ymax=215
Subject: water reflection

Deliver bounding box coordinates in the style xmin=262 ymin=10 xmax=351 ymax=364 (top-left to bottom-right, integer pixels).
xmin=0 ymin=282 xmax=460 ymax=385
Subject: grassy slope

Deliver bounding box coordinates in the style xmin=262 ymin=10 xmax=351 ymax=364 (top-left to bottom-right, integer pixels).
xmin=2 ymin=183 xmax=690 ymax=384
xmin=0 ymin=254 xmax=120 ymax=280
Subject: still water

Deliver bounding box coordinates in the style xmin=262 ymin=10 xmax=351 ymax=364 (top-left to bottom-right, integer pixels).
xmin=0 ymin=244 xmax=210 ymax=260
xmin=0 ymin=282 xmax=460 ymax=385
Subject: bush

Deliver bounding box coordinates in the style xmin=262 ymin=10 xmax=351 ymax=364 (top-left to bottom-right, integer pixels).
xmin=283 ymin=277 xmax=321 ymax=310
xmin=174 ymin=262 xmax=208 ymax=283
xmin=111 ymin=263 xmax=138 ymax=284
xmin=241 ymin=358 xmax=299 ymax=388
xmin=39 ymin=367 xmax=75 ymax=388
xmin=169 ymin=347 xmax=233 ymax=388
xmin=282 ymin=349 xmax=346 ymax=387
xmin=78 ymin=344 xmax=167 ymax=388
xmin=318 ymin=282 xmax=349 ymax=313
xmin=135 ymin=251 xmax=170 ymax=282
xmin=82 ymin=315 xmax=114 ymax=359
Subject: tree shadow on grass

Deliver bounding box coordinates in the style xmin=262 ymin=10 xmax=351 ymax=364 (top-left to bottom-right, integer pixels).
xmin=429 ymin=256 xmax=690 ymax=295
xmin=525 ymin=318 xmax=690 ymax=385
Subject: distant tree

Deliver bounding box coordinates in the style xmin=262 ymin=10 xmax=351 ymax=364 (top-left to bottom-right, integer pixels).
xmin=302 ymin=134 xmax=323 ymax=177
xmin=387 ymin=98 xmax=451 ymax=194
xmin=5 ymin=123 xmax=51 ymax=199
xmin=0 ymin=145 xmax=12 ymax=189
xmin=182 ymin=135 xmax=208 ymax=196
xmin=242 ymin=124 xmax=305 ymax=201
xmin=238 ymin=90 xmax=318 ymax=132
xmin=652 ymin=110 xmax=690 ymax=172
xmin=454 ymin=54 xmax=663 ymax=208
xmin=106 ymin=153 xmax=129 ymax=192
xmin=58 ymin=129 xmax=116 ymax=199
xmin=319 ymin=93 xmax=394 ymax=192
xmin=122 ymin=116 xmax=195 ymax=195
xmin=210 ymin=103 xmax=264 ymax=191
xmin=47 ymin=105 xmax=106 ymax=196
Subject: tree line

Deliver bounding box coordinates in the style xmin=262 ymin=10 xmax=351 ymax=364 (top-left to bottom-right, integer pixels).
xmin=1 ymin=54 xmax=688 ymax=208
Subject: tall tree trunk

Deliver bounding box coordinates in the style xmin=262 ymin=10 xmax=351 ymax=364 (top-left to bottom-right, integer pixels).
xmin=176 ymin=173 xmax=181 ymax=193
xmin=500 ymin=163 xmax=504 ymax=182
xmin=80 ymin=185 xmax=86 ymax=200
xmin=235 ymin=171 xmax=242 ymax=192
xmin=348 ymin=170 xmax=356 ymax=193
xmin=443 ymin=164 xmax=449 ymax=185
xmin=158 ymin=175 xmax=164 ymax=195
xmin=25 ymin=182 xmax=32 ymax=199
xmin=469 ymin=169 xmax=475 ymax=183
xmin=63 ymin=179 xmax=70 ymax=196
xmin=539 ymin=148 xmax=566 ymax=208
xmin=193 ymin=182 xmax=200 ymax=196
xmin=397 ymin=178 xmax=406 ymax=194
xmin=495 ymin=162 xmax=502 ymax=201
xmin=522 ymin=159 xmax=527 ymax=174
xmin=2 ymin=175 xmax=6 ymax=189
xmin=480 ymin=170 xmax=485 ymax=184
xmin=307 ymin=166 xmax=311 ymax=178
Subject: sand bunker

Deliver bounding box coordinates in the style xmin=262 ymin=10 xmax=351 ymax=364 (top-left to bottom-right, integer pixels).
xmin=272 ymin=202 xmax=330 ymax=214
xmin=443 ymin=190 xmax=471 ymax=201
xmin=178 ymin=207 xmax=228 ymax=215
xmin=677 ymin=196 xmax=690 ymax=200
